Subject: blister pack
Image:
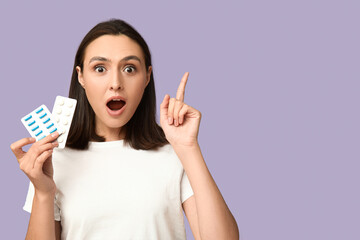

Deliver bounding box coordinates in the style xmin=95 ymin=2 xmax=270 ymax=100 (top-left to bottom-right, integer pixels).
xmin=51 ymin=96 xmax=77 ymax=148
xmin=21 ymin=105 xmax=59 ymax=142
xmin=21 ymin=96 xmax=77 ymax=149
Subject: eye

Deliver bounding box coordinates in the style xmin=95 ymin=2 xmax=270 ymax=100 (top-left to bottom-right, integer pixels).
xmin=94 ymin=66 xmax=106 ymax=73
xmin=124 ymin=66 xmax=136 ymax=74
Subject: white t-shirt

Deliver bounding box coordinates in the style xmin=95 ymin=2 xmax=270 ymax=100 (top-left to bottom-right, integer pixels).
xmin=23 ymin=140 xmax=194 ymax=240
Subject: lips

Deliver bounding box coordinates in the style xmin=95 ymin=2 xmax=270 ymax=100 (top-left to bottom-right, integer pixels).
xmin=106 ymin=96 xmax=126 ymax=116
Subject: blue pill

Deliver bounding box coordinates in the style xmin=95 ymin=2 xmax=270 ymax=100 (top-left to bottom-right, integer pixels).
xmin=43 ymin=118 xmax=50 ymax=124
xmin=35 ymin=130 xmax=43 ymax=137
xmin=25 ymin=115 xmax=32 ymax=121
xmin=32 ymin=125 xmax=39 ymax=131
xmin=50 ymin=128 xmax=57 ymax=134
xmin=28 ymin=120 xmax=35 ymax=127
xmin=39 ymin=113 xmax=47 ymax=119
xmin=38 ymin=135 xmax=46 ymax=140
xmin=36 ymin=108 xmax=43 ymax=114
xmin=47 ymin=123 xmax=54 ymax=129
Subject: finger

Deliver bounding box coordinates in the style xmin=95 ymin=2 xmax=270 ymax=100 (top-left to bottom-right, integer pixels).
xmin=38 ymin=142 xmax=58 ymax=153
xmin=26 ymin=141 xmax=57 ymax=169
xmin=176 ymin=72 xmax=189 ymax=102
xmin=37 ymin=131 xmax=60 ymax=145
xmin=10 ymin=137 xmax=36 ymax=159
xmin=34 ymin=149 xmax=53 ymax=173
xmin=179 ymin=104 xmax=189 ymax=125
xmin=173 ymin=100 xmax=184 ymax=127
xmin=160 ymin=94 xmax=170 ymax=119
xmin=27 ymin=132 xmax=59 ymax=158
xmin=167 ymin=98 xmax=176 ymax=125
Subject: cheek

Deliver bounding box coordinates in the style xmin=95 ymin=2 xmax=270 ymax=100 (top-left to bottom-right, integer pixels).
xmin=82 ymin=76 xmax=106 ymax=108
xmin=84 ymin=72 xmax=103 ymax=89
xmin=128 ymin=81 xmax=147 ymax=106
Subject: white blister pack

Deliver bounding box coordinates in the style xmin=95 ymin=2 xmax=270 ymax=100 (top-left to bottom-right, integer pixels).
xmin=21 ymin=96 xmax=77 ymax=149
xmin=51 ymin=96 xmax=77 ymax=148
xmin=21 ymin=105 xmax=59 ymax=142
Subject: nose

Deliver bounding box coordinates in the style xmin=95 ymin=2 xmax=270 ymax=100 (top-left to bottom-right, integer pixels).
xmin=110 ymin=70 xmax=123 ymax=90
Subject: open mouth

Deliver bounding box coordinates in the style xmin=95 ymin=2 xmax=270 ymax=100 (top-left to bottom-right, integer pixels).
xmin=107 ymin=99 xmax=126 ymax=111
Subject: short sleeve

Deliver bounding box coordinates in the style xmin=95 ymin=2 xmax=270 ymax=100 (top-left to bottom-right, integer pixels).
xmin=23 ymin=181 xmax=61 ymax=221
xmin=180 ymin=170 xmax=194 ymax=203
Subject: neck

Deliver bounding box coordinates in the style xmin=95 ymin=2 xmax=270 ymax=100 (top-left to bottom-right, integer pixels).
xmin=95 ymin=125 xmax=126 ymax=142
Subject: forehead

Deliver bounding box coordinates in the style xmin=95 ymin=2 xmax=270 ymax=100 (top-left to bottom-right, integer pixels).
xmin=84 ymin=34 xmax=144 ymax=63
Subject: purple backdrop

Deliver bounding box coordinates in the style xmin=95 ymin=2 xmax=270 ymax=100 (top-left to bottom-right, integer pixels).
xmin=1 ymin=0 xmax=359 ymax=239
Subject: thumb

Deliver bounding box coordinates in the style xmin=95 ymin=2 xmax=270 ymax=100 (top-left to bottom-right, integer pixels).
xmin=160 ymin=94 xmax=170 ymax=122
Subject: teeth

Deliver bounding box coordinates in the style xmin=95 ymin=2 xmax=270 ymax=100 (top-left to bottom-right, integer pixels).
xmin=112 ymin=99 xmax=122 ymax=101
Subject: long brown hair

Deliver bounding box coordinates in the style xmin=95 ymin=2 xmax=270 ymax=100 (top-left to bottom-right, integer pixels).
xmin=66 ymin=19 xmax=168 ymax=150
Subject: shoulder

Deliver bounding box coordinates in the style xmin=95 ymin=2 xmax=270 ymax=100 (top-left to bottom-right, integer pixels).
xmin=51 ymin=146 xmax=90 ymax=164
xmin=139 ymin=144 xmax=184 ymax=168
xmin=157 ymin=144 xmax=184 ymax=168
xmin=147 ymin=143 xmax=178 ymax=159
xmin=53 ymin=146 xmax=82 ymax=158
xmin=154 ymin=143 xmax=176 ymax=155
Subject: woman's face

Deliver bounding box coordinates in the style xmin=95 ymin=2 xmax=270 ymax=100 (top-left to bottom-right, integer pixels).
xmin=76 ymin=34 xmax=151 ymax=140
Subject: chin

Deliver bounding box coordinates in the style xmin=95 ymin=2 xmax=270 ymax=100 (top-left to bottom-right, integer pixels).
xmin=106 ymin=120 xmax=127 ymax=129
xmin=111 ymin=113 xmax=133 ymax=125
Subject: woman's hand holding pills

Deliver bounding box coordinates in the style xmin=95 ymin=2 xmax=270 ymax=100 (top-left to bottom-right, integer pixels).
xmin=10 ymin=132 xmax=60 ymax=196
xmin=160 ymin=72 xmax=202 ymax=148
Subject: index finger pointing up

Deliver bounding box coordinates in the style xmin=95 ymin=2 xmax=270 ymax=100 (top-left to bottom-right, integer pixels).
xmin=176 ymin=72 xmax=189 ymax=102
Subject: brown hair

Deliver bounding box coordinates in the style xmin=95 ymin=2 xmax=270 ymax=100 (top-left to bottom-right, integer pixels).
xmin=66 ymin=19 xmax=168 ymax=150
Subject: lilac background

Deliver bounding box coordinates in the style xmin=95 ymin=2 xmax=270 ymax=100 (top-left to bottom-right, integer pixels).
xmin=1 ymin=0 xmax=359 ymax=239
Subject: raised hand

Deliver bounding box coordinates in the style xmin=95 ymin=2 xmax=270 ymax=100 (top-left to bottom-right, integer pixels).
xmin=160 ymin=72 xmax=201 ymax=148
xmin=10 ymin=132 xmax=59 ymax=195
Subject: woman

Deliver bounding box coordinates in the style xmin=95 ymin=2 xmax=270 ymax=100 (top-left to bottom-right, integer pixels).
xmin=11 ymin=19 xmax=239 ymax=239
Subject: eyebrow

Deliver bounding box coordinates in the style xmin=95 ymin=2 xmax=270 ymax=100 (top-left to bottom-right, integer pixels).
xmin=88 ymin=55 xmax=141 ymax=64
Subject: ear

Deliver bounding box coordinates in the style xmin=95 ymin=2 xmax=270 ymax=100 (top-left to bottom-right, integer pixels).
xmin=145 ymin=66 xmax=152 ymax=87
xmin=76 ymin=66 xmax=85 ymax=88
